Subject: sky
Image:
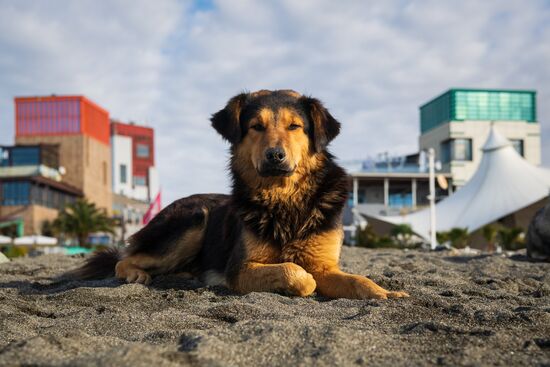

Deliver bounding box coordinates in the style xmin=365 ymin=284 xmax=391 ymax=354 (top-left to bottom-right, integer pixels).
xmin=0 ymin=0 xmax=549 ymax=205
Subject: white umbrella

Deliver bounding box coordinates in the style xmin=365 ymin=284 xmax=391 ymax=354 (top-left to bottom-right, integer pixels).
xmin=13 ymin=235 xmax=58 ymax=246
xmin=0 ymin=235 xmax=12 ymax=245
xmin=366 ymin=125 xmax=550 ymax=240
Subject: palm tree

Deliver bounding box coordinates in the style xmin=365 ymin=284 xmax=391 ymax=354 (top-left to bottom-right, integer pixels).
xmin=53 ymin=199 xmax=116 ymax=247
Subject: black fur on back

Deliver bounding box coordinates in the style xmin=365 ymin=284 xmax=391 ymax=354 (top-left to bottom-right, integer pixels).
xmin=126 ymin=194 xmax=229 ymax=257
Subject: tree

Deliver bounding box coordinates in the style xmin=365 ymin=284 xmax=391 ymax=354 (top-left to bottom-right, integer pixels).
xmin=53 ymin=199 xmax=116 ymax=247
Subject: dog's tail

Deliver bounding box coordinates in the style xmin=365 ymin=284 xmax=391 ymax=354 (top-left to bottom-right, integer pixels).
xmin=61 ymin=247 xmax=122 ymax=280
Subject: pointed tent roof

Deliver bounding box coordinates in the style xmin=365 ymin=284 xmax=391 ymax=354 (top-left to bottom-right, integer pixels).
xmin=366 ymin=126 xmax=550 ymax=239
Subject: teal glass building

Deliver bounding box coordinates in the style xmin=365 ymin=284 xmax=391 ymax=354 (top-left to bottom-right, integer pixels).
xmin=420 ymin=89 xmax=537 ymax=133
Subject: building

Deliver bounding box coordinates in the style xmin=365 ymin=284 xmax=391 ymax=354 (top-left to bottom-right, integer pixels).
xmin=345 ymin=153 xmax=452 ymax=219
xmin=111 ymin=121 xmax=158 ymax=202
xmin=419 ymin=89 xmax=540 ymax=187
xmin=0 ymin=144 xmax=82 ymax=235
xmin=14 ymin=95 xmax=112 ymax=211
xmin=110 ymin=120 xmax=159 ymax=240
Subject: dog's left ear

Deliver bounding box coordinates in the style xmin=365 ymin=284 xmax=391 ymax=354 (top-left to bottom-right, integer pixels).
xmin=301 ymin=97 xmax=341 ymax=152
xmin=211 ymin=93 xmax=249 ymax=144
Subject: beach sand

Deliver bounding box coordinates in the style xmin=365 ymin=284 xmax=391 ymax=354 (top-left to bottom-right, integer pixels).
xmin=1 ymin=247 xmax=549 ymax=366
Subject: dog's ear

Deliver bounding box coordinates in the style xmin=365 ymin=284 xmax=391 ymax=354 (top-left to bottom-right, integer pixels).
xmin=301 ymin=97 xmax=341 ymax=152
xmin=211 ymin=93 xmax=249 ymax=144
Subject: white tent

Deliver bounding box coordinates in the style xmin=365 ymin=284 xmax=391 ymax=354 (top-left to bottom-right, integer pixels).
xmin=0 ymin=235 xmax=12 ymax=245
xmin=13 ymin=235 xmax=58 ymax=246
xmin=367 ymin=126 xmax=550 ymax=240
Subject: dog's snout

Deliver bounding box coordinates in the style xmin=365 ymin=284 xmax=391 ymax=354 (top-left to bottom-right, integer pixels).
xmin=265 ymin=147 xmax=286 ymax=165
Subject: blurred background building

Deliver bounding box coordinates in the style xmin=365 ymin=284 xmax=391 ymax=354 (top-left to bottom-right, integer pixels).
xmin=14 ymin=95 xmax=112 ymax=211
xmin=344 ymin=88 xmax=543 ymax=240
xmin=419 ymin=89 xmax=539 ymax=187
xmin=0 ymin=95 xmax=160 ymax=241
xmin=111 ymin=120 xmax=160 ymax=241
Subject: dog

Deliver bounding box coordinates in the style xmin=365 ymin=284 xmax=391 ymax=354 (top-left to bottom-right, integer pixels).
xmin=69 ymin=89 xmax=408 ymax=299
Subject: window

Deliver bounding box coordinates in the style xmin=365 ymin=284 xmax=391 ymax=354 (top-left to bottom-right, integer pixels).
xmin=133 ymin=176 xmax=146 ymax=186
xmin=440 ymin=139 xmax=472 ymax=163
xmin=102 ymin=161 xmax=107 ymax=186
xmin=10 ymin=147 xmax=40 ymax=166
xmin=136 ymin=144 xmax=150 ymax=158
xmin=454 ymin=139 xmax=472 ymax=161
xmin=120 ymin=164 xmax=127 ymax=184
xmin=1 ymin=181 xmax=30 ymax=206
xmin=510 ymin=139 xmax=524 ymax=157
xmin=441 ymin=141 xmax=451 ymax=164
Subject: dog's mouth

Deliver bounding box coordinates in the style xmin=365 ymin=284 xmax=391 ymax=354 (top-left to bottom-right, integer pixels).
xmin=258 ymin=164 xmax=296 ymax=177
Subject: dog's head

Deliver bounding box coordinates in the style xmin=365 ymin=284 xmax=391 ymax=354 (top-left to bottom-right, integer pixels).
xmin=211 ymin=90 xmax=340 ymax=183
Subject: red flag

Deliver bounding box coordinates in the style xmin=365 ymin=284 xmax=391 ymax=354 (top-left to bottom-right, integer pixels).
xmin=143 ymin=191 xmax=161 ymax=225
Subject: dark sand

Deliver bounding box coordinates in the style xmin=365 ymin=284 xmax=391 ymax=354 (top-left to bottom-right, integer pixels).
xmin=1 ymin=247 xmax=549 ymax=367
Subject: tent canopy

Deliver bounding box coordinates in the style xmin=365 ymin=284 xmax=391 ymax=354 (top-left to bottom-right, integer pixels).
xmin=365 ymin=126 xmax=550 ymax=240
xmin=0 ymin=235 xmax=12 ymax=245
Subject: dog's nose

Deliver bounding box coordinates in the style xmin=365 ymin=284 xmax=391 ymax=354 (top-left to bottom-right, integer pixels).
xmin=265 ymin=147 xmax=286 ymax=164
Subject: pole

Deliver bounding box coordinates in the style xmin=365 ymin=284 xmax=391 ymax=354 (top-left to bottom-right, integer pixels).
xmin=428 ymin=148 xmax=437 ymax=250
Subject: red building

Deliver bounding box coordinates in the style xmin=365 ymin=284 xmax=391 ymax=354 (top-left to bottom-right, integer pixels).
xmin=110 ymin=121 xmax=155 ymax=186
xmin=15 ymin=95 xmax=110 ymax=146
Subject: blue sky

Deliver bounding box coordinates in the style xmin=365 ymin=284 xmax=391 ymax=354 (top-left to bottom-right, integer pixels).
xmin=0 ymin=0 xmax=549 ymax=205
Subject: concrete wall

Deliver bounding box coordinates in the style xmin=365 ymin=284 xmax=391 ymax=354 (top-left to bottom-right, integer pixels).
xmin=419 ymin=121 xmax=541 ymax=186
xmin=16 ymin=135 xmax=112 ymax=212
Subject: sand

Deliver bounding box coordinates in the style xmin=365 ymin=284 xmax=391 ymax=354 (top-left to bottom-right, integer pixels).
xmin=0 ymin=247 xmax=549 ymax=367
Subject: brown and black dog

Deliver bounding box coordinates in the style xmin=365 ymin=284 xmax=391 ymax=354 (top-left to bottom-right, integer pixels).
xmin=69 ymin=90 xmax=408 ymax=299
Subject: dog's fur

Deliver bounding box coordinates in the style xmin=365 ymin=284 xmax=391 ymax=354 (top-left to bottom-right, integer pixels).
xmin=68 ymin=90 xmax=408 ymax=299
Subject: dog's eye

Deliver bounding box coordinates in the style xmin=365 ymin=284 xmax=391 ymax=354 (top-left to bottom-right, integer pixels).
xmin=288 ymin=124 xmax=301 ymax=130
xmin=251 ymin=124 xmax=265 ymax=132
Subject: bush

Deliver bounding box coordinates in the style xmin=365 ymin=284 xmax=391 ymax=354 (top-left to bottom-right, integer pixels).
xmin=437 ymin=227 xmax=470 ymax=249
xmin=497 ymin=227 xmax=525 ymax=251
xmin=355 ymin=224 xmax=421 ymax=249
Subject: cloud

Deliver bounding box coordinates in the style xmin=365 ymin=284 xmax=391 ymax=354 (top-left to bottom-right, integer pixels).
xmin=0 ymin=0 xmax=549 ymax=205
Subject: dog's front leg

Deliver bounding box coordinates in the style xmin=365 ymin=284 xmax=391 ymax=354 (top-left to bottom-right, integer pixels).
xmin=284 ymin=228 xmax=409 ymax=300
xmin=311 ymin=268 xmax=408 ymax=299
xmin=233 ymin=262 xmax=317 ymax=296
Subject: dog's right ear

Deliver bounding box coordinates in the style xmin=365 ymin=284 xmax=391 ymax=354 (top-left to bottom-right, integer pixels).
xmin=211 ymin=93 xmax=249 ymax=144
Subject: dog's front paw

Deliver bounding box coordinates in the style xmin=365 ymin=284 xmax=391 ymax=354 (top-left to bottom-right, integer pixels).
xmin=284 ymin=263 xmax=317 ymax=297
xmin=353 ymin=276 xmax=409 ymax=300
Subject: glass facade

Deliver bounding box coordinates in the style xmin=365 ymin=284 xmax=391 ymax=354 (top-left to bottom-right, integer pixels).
xmin=0 ymin=145 xmax=59 ymax=168
xmin=16 ymin=99 xmax=81 ymax=135
xmin=1 ymin=181 xmax=30 ymax=205
xmin=1 ymin=180 xmax=77 ymax=208
xmin=421 ymin=89 xmax=536 ymax=133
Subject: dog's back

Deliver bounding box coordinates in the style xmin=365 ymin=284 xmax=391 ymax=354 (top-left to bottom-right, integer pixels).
xmin=67 ymin=194 xmax=231 ymax=280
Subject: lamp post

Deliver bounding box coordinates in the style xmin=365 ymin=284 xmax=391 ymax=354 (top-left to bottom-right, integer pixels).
xmin=428 ymin=148 xmax=437 ymax=250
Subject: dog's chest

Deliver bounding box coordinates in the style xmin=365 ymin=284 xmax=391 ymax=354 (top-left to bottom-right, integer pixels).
xmin=243 ymin=196 xmax=325 ymax=245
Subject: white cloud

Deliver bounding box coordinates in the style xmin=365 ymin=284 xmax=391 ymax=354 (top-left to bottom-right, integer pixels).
xmin=0 ymin=0 xmax=549 ymax=205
